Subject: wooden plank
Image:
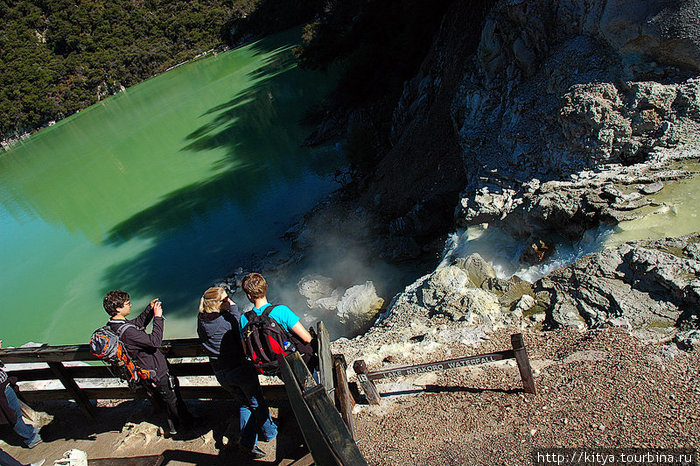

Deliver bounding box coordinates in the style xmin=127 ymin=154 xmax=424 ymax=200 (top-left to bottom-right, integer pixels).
xmin=8 ymin=361 xmax=215 ymax=383
xmin=18 ymin=384 xmax=288 ymax=402
xmin=289 ymin=452 xmax=315 ymax=466
xmin=303 ymin=385 xmax=367 ymax=466
xmin=332 ymin=355 xmax=355 ymax=440
xmin=287 ymin=351 xmax=318 ymax=392
xmin=161 ymin=362 xmax=215 ymax=377
xmin=365 ymin=349 xmax=514 ymax=381
xmin=0 ymin=338 xmax=206 ymax=364
xmin=0 ymin=345 xmax=95 ymax=363
xmin=48 ymin=361 xmax=96 ymax=419
xmin=316 ymin=321 xmax=334 ymax=403
xmin=279 ymin=353 xmax=339 ymax=466
xmin=352 ymin=360 xmax=381 ymax=405
xmin=511 ymin=333 xmax=537 ymax=395
xmin=6 ymin=367 xmax=67 ymax=381
xmin=159 ymin=338 xmax=209 ymax=358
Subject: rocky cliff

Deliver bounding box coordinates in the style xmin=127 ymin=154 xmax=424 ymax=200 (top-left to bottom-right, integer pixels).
xmin=295 ymin=0 xmax=700 ymax=347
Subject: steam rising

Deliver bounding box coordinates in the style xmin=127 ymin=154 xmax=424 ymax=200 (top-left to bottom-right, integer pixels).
xmin=225 ymin=212 xmax=427 ymax=339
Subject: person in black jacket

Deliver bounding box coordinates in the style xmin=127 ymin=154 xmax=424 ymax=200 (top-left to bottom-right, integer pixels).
xmin=197 ymin=286 xmax=277 ymax=459
xmin=102 ymin=290 xmax=192 ymax=437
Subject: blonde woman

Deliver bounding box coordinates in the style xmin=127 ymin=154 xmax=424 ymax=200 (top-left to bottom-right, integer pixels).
xmin=196 ymin=287 xmax=276 ymax=459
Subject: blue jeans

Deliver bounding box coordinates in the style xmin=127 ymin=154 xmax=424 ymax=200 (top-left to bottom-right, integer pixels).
xmin=214 ymin=364 xmax=277 ymax=449
xmin=4 ymin=385 xmax=40 ymax=447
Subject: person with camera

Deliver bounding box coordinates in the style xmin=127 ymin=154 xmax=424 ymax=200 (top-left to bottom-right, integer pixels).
xmin=102 ymin=290 xmax=192 ymax=437
xmin=197 ymin=286 xmax=277 ymax=459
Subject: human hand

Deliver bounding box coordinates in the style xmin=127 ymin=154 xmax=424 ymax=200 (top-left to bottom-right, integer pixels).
xmin=151 ymin=298 xmax=163 ymax=317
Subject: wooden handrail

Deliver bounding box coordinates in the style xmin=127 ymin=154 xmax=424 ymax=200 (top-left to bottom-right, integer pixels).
xmin=0 ymin=338 xmax=274 ymax=419
xmin=0 ymin=338 xmax=207 ymax=364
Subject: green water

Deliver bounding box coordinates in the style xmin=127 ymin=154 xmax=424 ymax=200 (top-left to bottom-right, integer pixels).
xmin=0 ymin=31 xmax=344 ymax=347
xmin=604 ymin=164 xmax=700 ymax=247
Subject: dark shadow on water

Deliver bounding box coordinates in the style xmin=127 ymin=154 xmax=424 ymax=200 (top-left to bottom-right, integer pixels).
xmin=100 ymin=30 xmax=343 ymax=317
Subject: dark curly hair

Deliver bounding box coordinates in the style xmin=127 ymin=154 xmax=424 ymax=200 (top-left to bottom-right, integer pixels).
xmin=103 ymin=290 xmax=130 ymax=316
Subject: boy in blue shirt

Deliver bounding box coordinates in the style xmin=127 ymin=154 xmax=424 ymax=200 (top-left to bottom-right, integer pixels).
xmin=240 ymin=273 xmax=313 ymax=343
xmin=240 ymin=273 xmax=315 ymax=364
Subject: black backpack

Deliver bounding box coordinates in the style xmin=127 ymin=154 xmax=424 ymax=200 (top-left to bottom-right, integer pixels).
xmin=89 ymin=323 xmax=153 ymax=389
xmin=241 ymin=305 xmax=314 ymax=376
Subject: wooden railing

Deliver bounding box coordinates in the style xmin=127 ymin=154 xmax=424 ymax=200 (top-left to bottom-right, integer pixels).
xmin=0 ymin=323 xmax=366 ymax=465
xmin=2 ymin=329 xmax=536 ymax=464
xmin=0 ymin=337 xmax=286 ymax=419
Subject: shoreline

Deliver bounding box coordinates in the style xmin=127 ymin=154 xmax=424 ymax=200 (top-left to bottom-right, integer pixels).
xmin=0 ymin=45 xmax=230 ymax=153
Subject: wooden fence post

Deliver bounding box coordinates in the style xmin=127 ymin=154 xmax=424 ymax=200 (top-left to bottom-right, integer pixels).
xmin=352 ymin=360 xmax=381 ymax=405
xmin=511 ymin=333 xmax=537 ymax=395
xmin=332 ymin=354 xmax=356 ymax=439
xmin=316 ymin=321 xmax=334 ymax=404
xmin=47 ymin=361 xmax=96 ymax=419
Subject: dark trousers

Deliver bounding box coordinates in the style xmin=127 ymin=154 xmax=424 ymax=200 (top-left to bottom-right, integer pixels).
xmin=144 ymin=374 xmax=191 ymax=433
xmin=0 ymin=448 xmax=21 ymax=466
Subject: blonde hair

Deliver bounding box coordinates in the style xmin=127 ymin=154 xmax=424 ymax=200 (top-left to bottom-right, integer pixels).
xmin=199 ymin=287 xmax=226 ymax=313
xmin=242 ymin=273 xmax=267 ymax=300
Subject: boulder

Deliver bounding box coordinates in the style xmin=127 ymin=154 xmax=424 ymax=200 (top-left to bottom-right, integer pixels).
xmin=417 ymin=258 xmax=508 ymax=323
xmin=598 ymin=0 xmax=700 ymax=72
xmin=336 ymin=282 xmax=384 ymax=334
xmin=454 ymin=253 xmax=497 ymax=287
xmin=420 ymin=265 xmax=474 ymax=311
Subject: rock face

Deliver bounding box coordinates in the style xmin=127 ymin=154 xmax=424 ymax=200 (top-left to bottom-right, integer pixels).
xmin=536 ymin=234 xmax=700 ymax=333
xmin=455 ymin=163 xmax=693 ymax=239
xmin=344 ymin=0 xmax=698 ymax=243
xmin=336 ymin=0 xmax=700 ymax=266
xmin=446 ymin=0 xmax=700 ymax=238
xmin=278 ymin=0 xmax=700 ymax=346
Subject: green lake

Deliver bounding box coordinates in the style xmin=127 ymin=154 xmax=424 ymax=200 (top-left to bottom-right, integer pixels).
xmin=0 ymin=31 xmax=345 ymax=347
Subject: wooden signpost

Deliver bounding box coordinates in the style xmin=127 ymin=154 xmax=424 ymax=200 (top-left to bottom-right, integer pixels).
xmin=353 ymin=332 xmax=537 ymax=404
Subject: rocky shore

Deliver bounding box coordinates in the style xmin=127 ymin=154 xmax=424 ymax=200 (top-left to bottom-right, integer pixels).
xmin=270 ymin=0 xmax=700 ymax=347
xmin=275 ymin=1 xmax=700 ymax=459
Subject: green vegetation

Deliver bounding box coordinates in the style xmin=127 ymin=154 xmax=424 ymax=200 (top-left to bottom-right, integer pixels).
xmin=0 ymin=0 xmax=250 ymax=140
xmin=1 ymin=0 xmax=455 ymax=153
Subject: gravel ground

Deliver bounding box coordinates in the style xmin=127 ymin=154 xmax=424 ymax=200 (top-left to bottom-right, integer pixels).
xmin=2 ymin=326 xmax=697 ymax=465
xmin=351 ymin=327 xmax=700 ymax=465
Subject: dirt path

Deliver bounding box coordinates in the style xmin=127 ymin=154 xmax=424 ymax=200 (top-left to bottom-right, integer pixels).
xmin=1 ymin=398 xmax=306 ymax=465
xmin=2 ymin=327 xmax=698 ymax=465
